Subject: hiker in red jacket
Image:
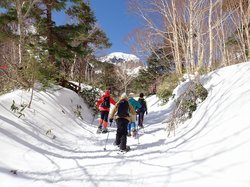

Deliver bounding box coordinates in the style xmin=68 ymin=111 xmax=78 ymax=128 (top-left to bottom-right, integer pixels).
xmin=96 ymin=90 xmax=116 ymax=133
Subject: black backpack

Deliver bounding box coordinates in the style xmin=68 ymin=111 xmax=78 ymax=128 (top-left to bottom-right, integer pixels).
xmin=138 ymin=98 xmax=146 ymax=112
xmin=117 ymin=99 xmax=129 ymax=117
xmin=101 ymin=97 xmax=110 ymax=108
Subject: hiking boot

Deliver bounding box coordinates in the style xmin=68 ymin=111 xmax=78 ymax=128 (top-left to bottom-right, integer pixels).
xmin=113 ymin=141 xmax=120 ymax=147
xmin=127 ymin=132 xmax=131 ymax=137
xmin=102 ymin=128 xmax=108 ymax=133
xmin=96 ymin=125 xmax=102 ymax=134
xmin=120 ymin=146 xmax=130 ymax=152
xmin=138 ymin=125 xmax=144 ymax=128
xmin=132 ymin=129 xmax=137 ymax=137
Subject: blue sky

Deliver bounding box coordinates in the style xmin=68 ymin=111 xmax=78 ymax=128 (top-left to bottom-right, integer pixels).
xmin=1 ymin=2 xmax=142 ymax=57
xmin=53 ymin=1 xmax=142 ymax=57
xmin=89 ymin=0 xmax=142 ymax=57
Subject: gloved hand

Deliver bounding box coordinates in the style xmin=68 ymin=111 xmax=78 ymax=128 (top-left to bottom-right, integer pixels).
xmin=146 ymin=111 xmax=148 ymax=115
xmin=109 ymin=118 xmax=113 ymax=123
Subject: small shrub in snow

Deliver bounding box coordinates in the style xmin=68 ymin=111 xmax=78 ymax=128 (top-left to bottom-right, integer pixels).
xmin=79 ymin=87 xmax=100 ymax=112
xmin=195 ymin=83 xmax=208 ymax=101
xmin=73 ymin=104 xmax=83 ymax=119
xmin=10 ymin=100 xmax=27 ymax=118
xmin=167 ymin=81 xmax=208 ymax=136
xmin=157 ymin=74 xmax=179 ymax=103
xmin=46 ymin=129 xmax=56 ymax=139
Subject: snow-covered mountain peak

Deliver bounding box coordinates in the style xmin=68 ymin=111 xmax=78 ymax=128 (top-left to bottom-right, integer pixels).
xmin=99 ymin=52 xmax=140 ymax=64
xmin=98 ymin=52 xmax=144 ymax=76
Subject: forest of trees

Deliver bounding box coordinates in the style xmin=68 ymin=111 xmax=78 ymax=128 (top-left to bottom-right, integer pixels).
xmin=125 ymin=0 xmax=250 ymax=100
xmin=0 ymin=1 xmax=113 ymax=96
xmin=128 ymin=0 xmax=250 ymax=74
xmin=0 ymin=0 xmax=250 ymax=103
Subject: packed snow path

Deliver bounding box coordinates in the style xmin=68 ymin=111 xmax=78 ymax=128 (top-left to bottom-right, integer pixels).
xmin=1 ymin=62 xmax=250 ymax=187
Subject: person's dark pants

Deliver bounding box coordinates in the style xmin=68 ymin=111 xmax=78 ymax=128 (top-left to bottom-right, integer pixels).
xmin=99 ymin=111 xmax=109 ymax=128
xmin=100 ymin=111 xmax=109 ymax=122
xmin=115 ymin=118 xmax=129 ymax=150
xmin=138 ymin=111 xmax=145 ymax=127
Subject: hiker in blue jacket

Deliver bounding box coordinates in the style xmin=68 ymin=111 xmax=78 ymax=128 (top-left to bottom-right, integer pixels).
xmin=127 ymin=93 xmax=142 ymax=137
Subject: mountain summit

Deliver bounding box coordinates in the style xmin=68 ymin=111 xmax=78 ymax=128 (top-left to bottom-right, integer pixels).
xmin=98 ymin=52 xmax=144 ymax=76
xmin=99 ymin=52 xmax=140 ymax=64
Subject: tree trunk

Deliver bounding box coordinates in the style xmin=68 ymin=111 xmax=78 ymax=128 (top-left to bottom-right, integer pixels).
xmin=172 ymin=0 xmax=182 ymax=75
xmin=208 ymin=0 xmax=213 ymax=71
xmin=189 ymin=0 xmax=195 ymax=74
xmin=45 ymin=0 xmax=54 ymax=64
xmin=15 ymin=0 xmax=24 ymax=65
xmin=70 ymin=54 xmax=77 ymax=79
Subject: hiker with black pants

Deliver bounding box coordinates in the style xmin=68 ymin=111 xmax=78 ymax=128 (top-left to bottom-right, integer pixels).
xmin=109 ymin=93 xmax=136 ymax=152
xmin=137 ymin=93 xmax=148 ymax=128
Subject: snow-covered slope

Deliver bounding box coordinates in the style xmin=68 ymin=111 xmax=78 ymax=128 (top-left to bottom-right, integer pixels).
xmin=0 ymin=62 xmax=250 ymax=187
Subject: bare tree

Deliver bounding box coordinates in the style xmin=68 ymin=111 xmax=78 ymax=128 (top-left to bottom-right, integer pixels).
xmin=115 ymin=60 xmax=138 ymax=93
xmin=223 ymin=0 xmax=250 ymax=62
xmin=128 ymin=0 xmax=244 ymax=76
xmin=207 ymin=0 xmax=214 ymax=71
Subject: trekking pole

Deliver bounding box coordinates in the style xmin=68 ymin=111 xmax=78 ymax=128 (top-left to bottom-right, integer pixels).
xmin=142 ymin=123 xmax=145 ymax=133
xmin=140 ymin=113 xmax=145 ymax=133
xmin=103 ymin=130 xmax=110 ymax=151
xmin=109 ymin=121 xmax=112 ymax=127
xmin=137 ymin=123 xmax=140 ymax=144
xmin=91 ymin=112 xmax=96 ymax=126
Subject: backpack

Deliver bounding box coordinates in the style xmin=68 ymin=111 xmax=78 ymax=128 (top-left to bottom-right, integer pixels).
xmin=138 ymin=98 xmax=147 ymax=112
xmin=101 ymin=97 xmax=110 ymax=108
xmin=117 ymin=99 xmax=129 ymax=118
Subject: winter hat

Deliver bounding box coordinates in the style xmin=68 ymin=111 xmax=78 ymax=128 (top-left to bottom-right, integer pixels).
xmin=128 ymin=93 xmax=134 ymax=97
xmin=103 ymin=90 xmax=110 ymax=97
xmin=120 ymin=92 xmax=128 ymax=99
xmin=139 ymin=93 xmax=144 ymax=98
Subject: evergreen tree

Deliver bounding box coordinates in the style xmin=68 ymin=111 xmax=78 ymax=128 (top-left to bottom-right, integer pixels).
xmin=130 ymin=68 xmax=151 ymax=94
xmin=0 ymin=0 xmax=111 ymax=105
xmin=98 ymin=63 xmax=117 ymax=91
xmin=33 ymin=0 xmax=67 ymax=65
xmin=65 ymin=1 xmax=111 ymax=84
xmin=147 ymin=47 xmax=174 ymax=78
xmin=0 ymin=6 xmax=17 ymax=42
xmin=130 ymin=47 xmax=174 ymax=94
xmin=0 ymin=0 xmax=111 ymax=83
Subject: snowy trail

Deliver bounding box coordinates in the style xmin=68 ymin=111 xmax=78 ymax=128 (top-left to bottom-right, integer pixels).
xmin=0 ymin=107 xmax=204 ymax=186
xmin=1 ymin=62 xmax=250 ymax=187
xmin=0 ymin=89 xmax=169 ymax=187
xmin=85 ymin=117 xmax=170 ymax=187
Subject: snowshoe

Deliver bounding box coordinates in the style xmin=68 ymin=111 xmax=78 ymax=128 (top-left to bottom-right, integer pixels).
xmin=113 ymin=141 xmax=120 ymax=147
xmin=120 ymin=146 xmax=130 ymax=152
xmin=138 ymin=125 xmax=144 ymax=129
xmin=132 ymin=129 xmax=137 ymax=138
xmin=96 ymin=126 xmax=102 ymax=134
xmin=102 ymin=128 xmax=108 ymax=133
xmin=96 ymin=129 xmax=102 ymax=134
